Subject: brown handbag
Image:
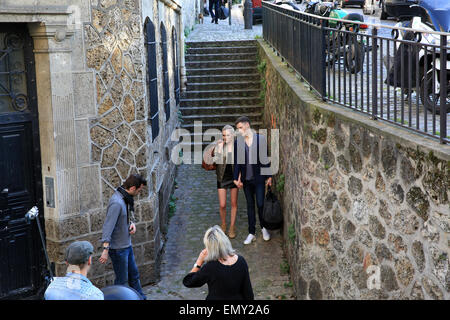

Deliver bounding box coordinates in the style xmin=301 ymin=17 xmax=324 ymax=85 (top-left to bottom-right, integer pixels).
xmin=202 ymin=146 xmax=216 ymax=171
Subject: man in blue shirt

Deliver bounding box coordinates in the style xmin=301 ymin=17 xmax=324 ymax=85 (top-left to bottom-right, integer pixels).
xmin=44 ymin=241 xmax=104 ymax=300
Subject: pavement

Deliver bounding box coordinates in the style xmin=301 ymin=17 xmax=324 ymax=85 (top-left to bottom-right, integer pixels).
xmin=186 ymin=4 xmax=263 ymax=42
xmin=142 ymin=164 xmax=295 ymax=300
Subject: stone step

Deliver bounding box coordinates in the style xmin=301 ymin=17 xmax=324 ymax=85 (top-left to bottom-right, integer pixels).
xmin=185 ymin=52 xmax=258 ymax=62
xmin=180 ymin=105 xmax=264 ymax=116
xmin=180 ymin=96 xmax=261 ymax=107
xmin=187 ymin=74 xmax=261 ymax=83
xmin=185 ymin=59 xmax=257 ymax=69
xmin=186 ymin=40 xmax=257 ymax=48
xmin=186 ymin=81 xmax=260 ymax=91
xmin=181 ymin=112 xmax=262 ymax=125
xmin=180 ymin=121 xmax=263 ymax=134
xmin=184 ymin=89 xmax=261 ymax=99
xmin=186 ymin=46 xmax=258 ymax=55
xmin=187 ymin=66 xmax=258 ymax=76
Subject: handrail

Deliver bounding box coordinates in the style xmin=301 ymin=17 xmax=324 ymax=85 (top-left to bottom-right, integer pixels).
xmin=262 ymin=1 xmax=450 ymax=37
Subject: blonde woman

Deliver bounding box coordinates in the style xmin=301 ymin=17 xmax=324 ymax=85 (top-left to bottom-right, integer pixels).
xmin=212 ymin=125 xmax=238 ymax=238
xmin=182 ymin=226 xmax=254 ymax=300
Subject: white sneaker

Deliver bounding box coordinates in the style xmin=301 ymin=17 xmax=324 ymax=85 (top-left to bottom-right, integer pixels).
xmin=243 ymin=234 xmax=256 ymax=245
xmin=262 ymin=227 xmax=271 ymax=241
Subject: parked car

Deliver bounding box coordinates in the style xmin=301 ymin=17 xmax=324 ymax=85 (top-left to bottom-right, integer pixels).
xmin=380 ymin=0 xmax=422 ymax=20
xmin=272 ymin=0 xmax=302 ymax=10
xmin=338 ymin=0 xmax=365 ymax=8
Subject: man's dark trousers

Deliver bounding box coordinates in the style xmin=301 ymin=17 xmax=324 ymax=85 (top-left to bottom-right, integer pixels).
xmin=209 ymin=0 xmax=221 ymax=21
xmin=243 ymin=179 xmax=266 ymax=235
xmin=109 ymin=246 xmax=146 ymax=299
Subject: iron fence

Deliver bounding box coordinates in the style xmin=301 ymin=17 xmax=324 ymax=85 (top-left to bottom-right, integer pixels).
xmin=262 ymin=1 xmax=449 ymax=144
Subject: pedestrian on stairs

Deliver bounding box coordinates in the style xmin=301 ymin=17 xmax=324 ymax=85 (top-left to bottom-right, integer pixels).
xmin=212 ymin=125 xmax=239 ymax=239
xmin=209 ymin=0 xmax=221 ymax=24
xmin=233 ymin=116 xmax=272 ymax=245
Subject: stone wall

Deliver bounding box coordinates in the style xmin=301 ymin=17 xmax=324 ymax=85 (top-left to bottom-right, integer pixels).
xmin=0 ymin=0 xmax=181 ymax=288
xmin=257 ymin=40 xmax=450 ymax=299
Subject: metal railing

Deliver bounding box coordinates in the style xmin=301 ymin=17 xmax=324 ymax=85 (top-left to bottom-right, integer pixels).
xmin=262 ymin=1 xmax=449 ymax=144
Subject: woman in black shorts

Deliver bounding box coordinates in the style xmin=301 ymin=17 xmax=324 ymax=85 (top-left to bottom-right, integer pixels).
xmin=212 ymin=125 xmax=238 ymax=239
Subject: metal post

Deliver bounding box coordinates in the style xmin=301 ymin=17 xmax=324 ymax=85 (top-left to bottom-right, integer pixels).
xmin=372 ymin=27 xmax=378 ymax=119
xmin=229 ymin=0 xmax=232 ymax=25
xmin=244 ymin=0 xmax=253 ymax=29
xmin=440 ymin=34 xmax=447 ymax=144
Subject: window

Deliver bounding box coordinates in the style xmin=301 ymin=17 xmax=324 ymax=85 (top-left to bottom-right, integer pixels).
xmin=172 ymin=27 xmax=180 ymax=107
xmin=160 ymin=22 xmax=170 ymax=121
xmin=145 ymin=18 xmax=159 ymax=141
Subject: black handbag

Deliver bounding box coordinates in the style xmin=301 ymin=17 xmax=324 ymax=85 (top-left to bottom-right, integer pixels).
xmin=262 ymin=187 xmax=283 ymax=230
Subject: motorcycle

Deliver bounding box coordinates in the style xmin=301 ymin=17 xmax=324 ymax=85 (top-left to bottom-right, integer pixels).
xmin=384 ymin=0 xmax=450 ymax=114
xmin=305 ymin=0 xmax=369 ymax=73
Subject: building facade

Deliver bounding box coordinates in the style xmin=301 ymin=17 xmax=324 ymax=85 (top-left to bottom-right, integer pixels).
xmin=0 ymin=0 xmax=195 ymax=299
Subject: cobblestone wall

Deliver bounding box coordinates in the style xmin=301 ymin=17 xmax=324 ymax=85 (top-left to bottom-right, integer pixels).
xmin=257 ymin=40 xmax=450 ymax=299
xmin=43 ymin=0 xmax=180 ymax=288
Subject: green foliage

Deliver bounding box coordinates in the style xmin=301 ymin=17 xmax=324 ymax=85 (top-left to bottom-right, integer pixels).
xmin=280 ymin=259 xmax=290 ymax=275
xmin=254 ymin=35 xmax=262 ymax=39
xmin=257 ymin=60 xmax=267 ymax=74
xmin=284 ymin=281 xmax=293 ymax=288
xmin=177 ymin=110 xmax=184 ymax=123
xmin=168 ymin=195 xmax=177 ymax=218
xmin=288 ymin=223 xmax=295 ymax=244
xmin=276 ymin=174 xmax=285 ymax=194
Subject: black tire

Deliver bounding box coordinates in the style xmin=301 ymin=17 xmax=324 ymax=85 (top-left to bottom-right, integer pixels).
xmin=344 ymin=36 xmax=364 ymax=74
xmin=380 ymin=4 xmax=388 ymax=20
xmin=420 ymin=70 xmax=450 ymax=114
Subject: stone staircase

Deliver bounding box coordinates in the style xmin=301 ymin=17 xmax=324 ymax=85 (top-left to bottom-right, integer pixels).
xmin=180 ymin=40 xmax=263 ymax=149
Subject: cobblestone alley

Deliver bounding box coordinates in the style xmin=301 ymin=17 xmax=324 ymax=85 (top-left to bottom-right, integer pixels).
xmin=143 ymin=164 xmax=295 ymax=300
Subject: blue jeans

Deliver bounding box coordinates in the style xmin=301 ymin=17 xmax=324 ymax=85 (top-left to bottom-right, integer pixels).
xmin=109 ymin=246 xmax=146 ymax=299
xmin=209 ymin=0 xmax=220 ymax=20
xmin=243 ymin=180 xmax=266 ymax=235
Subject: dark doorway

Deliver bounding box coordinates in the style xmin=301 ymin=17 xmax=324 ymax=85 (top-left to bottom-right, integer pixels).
xmin=0 ymin=23 xmax=45 ymax=300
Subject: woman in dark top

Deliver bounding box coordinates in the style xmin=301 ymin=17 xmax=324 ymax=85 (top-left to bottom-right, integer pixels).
xmin=211 ymin=125 xmax=239 ymax=238
xmin=183 ymin=226 xmax=254 ymax=300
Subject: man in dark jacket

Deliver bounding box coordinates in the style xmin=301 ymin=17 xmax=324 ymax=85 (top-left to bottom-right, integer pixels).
xmin=99 ymin=174 xmax=147 ymax=299
xmin=233 ymin=116 xmax=272 ymax=244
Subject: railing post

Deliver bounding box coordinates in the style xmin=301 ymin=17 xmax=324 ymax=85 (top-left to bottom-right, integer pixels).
xmin=244 ymin=0 xmax=253 ymax=30
xmin=440 ymin=34 xmax=447 ymax=144
xmin=321 ymin=18 xmax=326 ymax=101
xmin=372 ymin=27 xmax=378 ymax=120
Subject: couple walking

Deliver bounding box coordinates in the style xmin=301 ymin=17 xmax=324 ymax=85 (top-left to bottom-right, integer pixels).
xmin=207 ymin=116 xmax=272 ymax=245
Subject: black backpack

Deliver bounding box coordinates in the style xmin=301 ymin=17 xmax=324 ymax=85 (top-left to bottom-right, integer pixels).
xmin=262 ymin=187 xmax=283 ymax=230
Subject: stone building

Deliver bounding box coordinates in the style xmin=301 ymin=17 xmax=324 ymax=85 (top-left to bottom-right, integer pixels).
xmin=0 ymin=0 xmax=199 ymax=299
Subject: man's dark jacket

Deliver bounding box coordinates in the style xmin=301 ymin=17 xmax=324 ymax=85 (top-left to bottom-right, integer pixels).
xmin=233 ymin=133 xmax=272 ymax=184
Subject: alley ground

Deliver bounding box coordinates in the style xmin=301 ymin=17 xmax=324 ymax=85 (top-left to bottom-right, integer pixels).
xmin=142 ymin=5 xmax=296 ymax=300
xmin=143 ymin=163 xmax=295 ymax=300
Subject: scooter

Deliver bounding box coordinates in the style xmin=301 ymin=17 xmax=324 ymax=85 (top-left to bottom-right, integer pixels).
xmin=383 ymin=1 xmax=450 ymax=114
xmin=305 ymin=0 xmax=368 ymax=73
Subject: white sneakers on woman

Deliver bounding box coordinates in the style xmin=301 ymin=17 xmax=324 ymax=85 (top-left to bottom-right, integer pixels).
xmin=243 ymin=228 xmax=271 ymax=245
